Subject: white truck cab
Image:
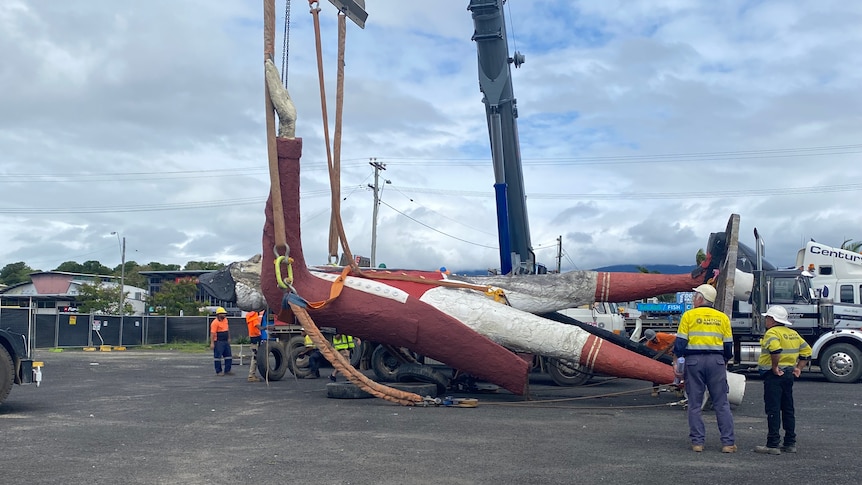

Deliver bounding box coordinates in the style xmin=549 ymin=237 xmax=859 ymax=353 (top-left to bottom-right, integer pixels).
xmin=558 ymin=302 xmax=627 ymax=336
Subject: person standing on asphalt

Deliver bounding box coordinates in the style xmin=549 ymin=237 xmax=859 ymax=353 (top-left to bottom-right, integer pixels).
xmin=210 ymin=307 xmax=233 ymax=376
xmin=302 ymin=332 xmax=322 ymax=379
xmin=673 ymin=284 xmax=736 ymax=453
xmin=329 ymin=333 xmax=358 ymax=382
xmin=754 ymin=305 xmax=811 ymax=455
xmin=245 ymin=310 xmax=263 ymax=382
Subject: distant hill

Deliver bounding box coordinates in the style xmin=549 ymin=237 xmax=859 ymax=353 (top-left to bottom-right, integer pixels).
xmin=454 ymin=264 xmax=696 ymax=276
xmin=593 ymin=264 xmax=697 ymax=274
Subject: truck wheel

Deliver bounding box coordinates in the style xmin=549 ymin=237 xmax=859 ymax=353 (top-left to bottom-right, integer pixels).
xmin=820 ymin=343 xmax=862 ymax=383
xmin=257 ymin=341 xmax=288 ymax=381
xmin=546 ymin=357 xmax=590 ymax=386
xmin=349 ymin=341 xmax=365 ymax=368
xmin=371 ymin=345 xmax=402 ymax=382
xmin=395 ymin=363 xmax=449 ymax=396
xmin=0 ymin=346 xmax=13 ymax=404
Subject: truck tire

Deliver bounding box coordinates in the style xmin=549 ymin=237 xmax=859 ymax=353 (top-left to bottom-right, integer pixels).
xmin=0 ymin=346 xmax=13 ymax=404
xmin=546 ymin=357 xmax=590 ymax=386
xmin=288 ymin=342 xmax=315 ymax=379
xmin=371 ymin=345 xmax=402 ymax=382
xmin=395 ymin=363 xmax=450 ymax=395
xmin=284 ymin=336 xmax=310 ymax=377
xmin=349 ymin=340 xmax=365 ymax=368
xmin=257 ymin=341 xmax=288 ymax=381
xmin=820 ymin=343 xmax=862 ymax=383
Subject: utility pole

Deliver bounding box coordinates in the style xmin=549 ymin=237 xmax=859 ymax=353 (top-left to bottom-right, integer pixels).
xmin=368 ymin=158 xmax=387 ymax=268
xmin=556 ymin=235 xmax=562 ymax=273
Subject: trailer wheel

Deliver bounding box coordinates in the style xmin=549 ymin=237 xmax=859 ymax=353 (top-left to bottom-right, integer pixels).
xmin=257 ymin=341 xmax=288 ymax=381
xmin=396 ymin=363 xmax=449 ymax=395
xmin=0 ymin=346 xmax=13 ymax=404
xmin=820 ymin=343 xmax=862 ymax=383
xmin=371 ymin=345 xmax=403 ymax=382
xmin=546 ymin=357 xmax=590 ymax=386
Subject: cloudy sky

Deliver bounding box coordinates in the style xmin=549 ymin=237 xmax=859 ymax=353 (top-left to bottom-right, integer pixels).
xmin=1 ymin=0 xmax=860 ymax=276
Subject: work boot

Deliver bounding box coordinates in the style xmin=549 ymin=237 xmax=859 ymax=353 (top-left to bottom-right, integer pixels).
xmin=721 ymin=445 xmax=738 ymax=453
xmin=754 ymin=446 xmax=781 ymax=455
xmin=780 ymin=445 xmax=797 ymax=453
xmin=224 ymin=371 xmax=235 ymax=376
xmin=330 ymin=374 xmax=337 ymax=382
xmin=216 ymin=372 xmax=224 ymax=376
xmin=247 ymin=376 xmax=261 ymax=382
xmin=691 ymin=444 xmax=704 ymax=452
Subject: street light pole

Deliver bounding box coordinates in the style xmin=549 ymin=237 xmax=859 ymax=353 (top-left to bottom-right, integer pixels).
xmin=112 ymin=232 xmax=126 ymax=346
xmin=120 ymin=236 xmax=126 ymax=312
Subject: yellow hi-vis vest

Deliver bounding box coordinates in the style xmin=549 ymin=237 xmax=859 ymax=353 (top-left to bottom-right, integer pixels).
xmin=758 ymin=325 xmax=812 ymax=371
xmin=333 ymin=335 xmax=355 ymax=351
xmin=676 ymin=306 xmax=732 ymax=353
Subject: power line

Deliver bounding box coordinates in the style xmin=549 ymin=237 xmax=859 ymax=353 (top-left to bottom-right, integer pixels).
xmin=4 ymin=179 xmax=857 ymax=215
xmin=377 ymin=200 xmax=497 ymax=249
xmin=3 ymin=143 xmax=858 ymax=183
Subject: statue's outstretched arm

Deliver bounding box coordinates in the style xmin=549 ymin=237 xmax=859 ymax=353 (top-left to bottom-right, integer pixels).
xmin=264 ymin=58 xmax=296 ymax=139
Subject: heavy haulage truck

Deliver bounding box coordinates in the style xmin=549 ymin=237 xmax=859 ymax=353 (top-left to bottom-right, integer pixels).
xmin=720 ymin=230 xmax=862 ymax=383
xmin=0 ymin=328 xmax=39 ymax=405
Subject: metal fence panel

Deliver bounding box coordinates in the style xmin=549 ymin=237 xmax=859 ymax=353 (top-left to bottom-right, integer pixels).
xmin=34 ymin=314 xmax=56 ymax=348
xmin=1 ymin=310 xmax=253 ymax=348
xmin=57 ymin=313 xmax=90 ymax=347
xmin=0 ymin=308 xmax=29 ymax=335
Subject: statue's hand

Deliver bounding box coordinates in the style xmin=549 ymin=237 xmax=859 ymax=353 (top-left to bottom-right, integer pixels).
xmin=264 ymin=58 xmax=297 ymax=139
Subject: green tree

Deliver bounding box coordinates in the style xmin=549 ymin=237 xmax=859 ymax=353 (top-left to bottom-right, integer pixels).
xmin=81 ymin=260 xmax=113 ymax=275
xmin=183 ymin=261 xmax=225 ymax=271
xmin=635 ymin=265 xmax=675 ymax=302
xmin=54 ymin=261 xmax=85 ymax=273
xmin=149 ymin=279 xmax=203 ymax=316
xmin=0 ymin=261 xmax=38 ymax=286
xmin=117 ymin=260 xmax=147 ymax=290
xmin=840 ymin=239 xmax=862 ymax=253
xmin=77 ymin=279 xmax=132 ymax=315
xmin=145 ymin=262 xmax=181 ymax=271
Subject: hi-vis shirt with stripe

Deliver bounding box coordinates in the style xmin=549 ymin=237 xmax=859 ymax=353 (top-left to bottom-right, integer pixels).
xmin=676 ymin=306 xmax=732 ymax=353
xmin=758 ymin=325 xmax=812 ymax=371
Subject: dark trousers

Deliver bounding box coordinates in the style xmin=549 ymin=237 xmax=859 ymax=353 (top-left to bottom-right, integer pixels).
xmin=308 ymin=350 xmax=323 ymax=374
xmin=763 ymin=370 xmax=796 ymax=448
xmin=213 ymin=341 xmax=233 ymax=374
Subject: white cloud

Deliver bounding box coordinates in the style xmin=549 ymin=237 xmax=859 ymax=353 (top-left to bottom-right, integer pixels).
xmin=1 ymin=0 xmax=860 ymax=276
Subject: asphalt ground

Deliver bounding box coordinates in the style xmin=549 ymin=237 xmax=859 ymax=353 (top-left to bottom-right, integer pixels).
xmin=1 ymin=349 xmax=860 ymax=485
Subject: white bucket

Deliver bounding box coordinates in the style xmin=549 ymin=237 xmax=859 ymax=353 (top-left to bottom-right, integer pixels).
xmin=701 ymin=371 xmax=746 ymax=409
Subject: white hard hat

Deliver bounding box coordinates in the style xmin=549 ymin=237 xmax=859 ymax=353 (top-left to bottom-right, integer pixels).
xmin=764 ymin=305 xmax=792 ymax=326
xmin=692 ymin=284 xmax=717 ymax=303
